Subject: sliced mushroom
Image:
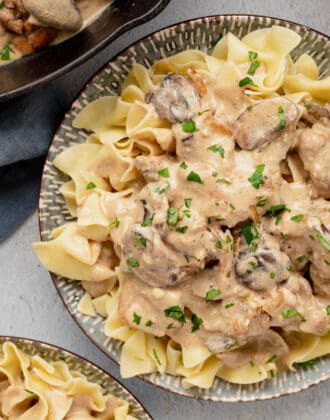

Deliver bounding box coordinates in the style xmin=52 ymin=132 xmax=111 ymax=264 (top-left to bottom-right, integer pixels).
xmin=146 ymin=73 xmax=200 ymax=123
xmin=22 ymin=0 xmax=82 ymax=32
xmin=233 ymin=97 xmax=298 ymax=150
xmin=206 ymin=334 xmax=238 ymax=354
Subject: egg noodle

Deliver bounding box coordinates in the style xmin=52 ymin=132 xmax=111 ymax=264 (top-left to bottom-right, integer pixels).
xmin=0 ymin=342 xmax=136 ymax=419
xmin=34 ymin=26 xmax=330 ymax=389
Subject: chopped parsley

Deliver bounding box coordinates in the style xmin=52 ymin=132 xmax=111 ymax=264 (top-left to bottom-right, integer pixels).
xmin=229 ymin=203 xmax=236 ymax=210
xmin=127 ymin=257 xmax=139 ymax=268
xmin=241 ymin=223 xmax=260 ymax=245
xmin=135 ymin=236 xmax=147 ymax=248
xmin=291 ymin=214 xmax=304 ymax=222
xmin=153 ymin=348 xmax=161 ymax=365
xmin=158 ymin=167 xmax=170 ymax=178
xmin=164 ymin=305 xmax=186 ymax=325
xmin=216 ymin=178 xmax=231 ymax=184
xmin=182 ymin=119 xmax=197 ymax=133
xmin=277 ymin=106 xmax=286 ymax=131
xmin=296 ymin=255 xmax=305 ymax=263
xmin=133 ymin=312 xmax=141 ymax=325
xmin=145 ymin=320 xmax=153 ymax=327
xmin=309 ymin=234 xmax=315 ymax=241
xmin=110 ymin=217 xmax=120 ymax=228
xmin=248 ymin=164 xmax=265 ymax=189
xmin=135 ymin=356 xmax=144 ymax=362
xmin=247 ymin=60 xmax=261 ymax=75
xmin=249 ymin=360 xmax=255 ymax=367
xmin=270 ymin=272 xmax=275 ymax=279
xmin=141 ymin=215 xmax=154 ymax=227
xmin=184 ymin=198 xmax=192 ymax=208
xmin=256 ymin=197 xmax=268 ymax=207
xmin=86 ymin=181 xmax=96 ymax=190
xmin=215 ymin=240 xmax=222 ymax=249
xmin=270 ymin=369 xmax=276 ymax=378
xmin=317 ymin=230 xmax=330 ymax=251
xmin=167 ymin=207 xmax=179 ymax=226
xmin=198 ymin=109 xmax=211 ymax=116
xmin=226 ymin=235 xmax=232 ymax=244
xmin=207 ymin=144 xmax=225 ymax=158
xmin=248 ymin=50 xmax=258 ymax=61
xmin=180 ymin=161 xmax=188 ymax=169
xmin=246 ymin=269 xmax=253 ymax=274
xmin=264 ymin=204 xmax=289 ymax=217
xmin=191 ymin=313 xmax=203 ymax=332
xmin=249 ymin=261 xmax=257 ymax=267
xmin=326 ymin=305 xmax=330 ymax=315
xmin=225 ymin=303 xmax=234 ymax=309
xmin=324 ymin=260 xmax=330 ymax=266
xmin=187 ymin=171 xmax=204 ymax=184
xmin=182 ymin=209 xmax=191 ymax=218
xmin=225 ymin=342 xmax=239 ymax=351
xmin=166 ymin=323 xmax=175 ymax=329
xmin=205 ymin=288 xmax=221 ymax=301
xmin=296 ymin=360 xmax=316 ymax=367
xmin=212 ymin=171 xmax=218 ymax=177
xmin=266 ymin=355 xmax=277 ymax=364
xmin=210 ymin=34 xmax=222 ymax=47
xmin=0 ymin=2 xmax=4 ymax=9
xmin=0 ymin=43 xmax=14 ymax=61
xmin=282 ymin=308 xmax=305 ymax=322
xmin=275 ymin=216 xmax=282 ymax=226
xmin=239 ymin=77 xmax=258 ymax=88
xmin=176 ymin=226 xmax=188 ymax=233
xmin=156 ymin=181 xmax=170 ymax=194
xmin=24 ymin=389 xmax=36 ymax=397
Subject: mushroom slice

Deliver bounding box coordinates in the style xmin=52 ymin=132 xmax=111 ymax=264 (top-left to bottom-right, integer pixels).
xmin=233 ymin=97 xmax=298 ymax=150
xmin=22 ymin=0 xmax=82 ymax=32
xmin=146 ymin=73 xmax=200 ymax=123
xmin=206 ymin=334 xmax=238 ymax=354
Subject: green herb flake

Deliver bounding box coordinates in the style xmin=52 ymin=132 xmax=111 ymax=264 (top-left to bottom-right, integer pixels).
xmin=309 ymin=235 xmax=315 ymax=241
xmin=180 ymin=161 xmax=188 ymax=169
xmin=239 ymin=77 xmax=258 ymax=88
xmin=317 ymin=230 xmax=330 ymax=251
xmin=270 ymin=272 xmax=275 ymax=279
xmin=216 ymin=178 xmax=231 ymax=184
xmin=110 ymin=217 xmax=120 ymax=228
xmin=248 ymin=164 xmax=265 ymax=189
xmin=207 ymin=144 xmax=225 ymax=158
xmin=249 ymin=261 xmax=257 ymax=267
xmin=176 ymin=226 xmax=188 ymax=233
xmin=225 ymin=235 xmax=232 ymax=244
xmin=247 ymin=105 xmax=253 ymax=111
xmin=241 ymin=223 xmax=260 ymax=245
xmin=296 ymin=360 xmax=317 ymax=367
xmin=249 ymin=361 xmax=255 ymax=367
xmin=141 ymin=215 xmax=154 ymax=227
xmin=133 ymin=312 xmax=141 ymax=325
xmin=256 ymin=197 xmax=268 ymax=207
xmin=275 ymin=216 xmax=282 ymax=226
xmin=145 ymin=320 xmax=153 ymax=327
xmin=264 ymin=204 xmax=289 ymax=217
xmin=266 ymin=355 xmax=277 ymax=364
xmin=191 ymin=313 xmax=203 ymax=332
xmin=0 ymin=43 xmax=14 ymax=61
xmin=184 ymin=198 xmax=192 ymax=208
xmin=270 ymin=369 xmax=276 ymax=378
xmin=166 ymin=323 xmax=175 ymax=330
xmin=229 ymin=203 xmax=236 ymax=210
xmin=212 ymin=171 xmax=218 ymax=177
xmin=241 ymin=292 xmax=250 ymax=300
xmin=187 ymin=171 xmax=204 ymax=184
xmin=296 ymin=255 xmax=305 ymax=263
xmin=324 ymin=260 xmax=330 ymax=266
xmin=153 ymin=348 xmax=161 ymax=365
xmin=326 ymin=305 xmax=330 ymax=315
xmin=247 ymin=60 xmax=261 ymax=75
xmin=164 ymin=305 xmax=186 ymax=325
xmin=182 ymin=209 xmax=191 ymax=218
xmin=205 ymin=288 xmax=221 ymax=301
xmin=225 ymin=342 xmax=239 ymax=351
xmin=248 ymin=51 xmax=258 ymax=61
xmin=225 ymin=303 xmax=234 ymax=309
xmin=277 ymin=105 xmax=286 ymax=131
xmin=135 ymin=236 xmax=147 ymax=248
xmin=127 ymin=257 xmax=139 ymax=268
xmin=215 ymin=240 xmax=222 ymax=249
xmin=156 ymin=181 xmax=170 ymax=194
xmin=86 ymin=181 xmax=96 ymax=190
xmin=167 ymin=207 xmax=179 ymax=226
xmin=210 ymin=34 xmax=222 ymax=47
xmin=282 ymin=308 xmax=306 ymax=322
xmin=135 ymin=356 xmax=144 ymax=362
xmin=291 ymin=214 xmax=304 ymax=222
xmin=182 ymin=119 xmax=197 ymax=133
xmin=158 ymin=167 xmax=170 ymax=178
xmin=198 ymin=109 xmax=210 ymax=116
xmin=0 ymin=2 xmax=4 ymax=9
xmin=24 ymin=389 xmax=36 ymax=397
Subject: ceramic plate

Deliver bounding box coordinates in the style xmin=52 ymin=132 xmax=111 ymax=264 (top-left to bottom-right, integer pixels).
xmin=39 ymin=15 xmax=330 ymax=401
xmin=0 ymin=336 xmax=151 ymax=418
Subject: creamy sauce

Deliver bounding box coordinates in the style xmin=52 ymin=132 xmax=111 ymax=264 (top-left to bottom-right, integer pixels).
xmin=94 ymin=73 xmax=330 ymax=367
xmin=0 ymin=0 xmax=113 ymax=66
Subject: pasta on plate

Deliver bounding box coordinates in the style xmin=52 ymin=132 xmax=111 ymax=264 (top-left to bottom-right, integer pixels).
xmin=0 ymin=342 xmax=136 ymax=419
xmin=34 ymin=25 xmax=330 ymax=389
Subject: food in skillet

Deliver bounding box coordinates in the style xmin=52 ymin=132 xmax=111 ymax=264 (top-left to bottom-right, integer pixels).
xmin=0 ymin=0 xmax=112 ymax=64
xmin=0 ymin=341 xmax=136 ymax=419
xmin=33 ymin=26 xmax=330 ymax=388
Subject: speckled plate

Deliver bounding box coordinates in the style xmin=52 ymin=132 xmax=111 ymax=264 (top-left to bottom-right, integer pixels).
xmin=0 ymin=336 xmax=151 ymax=419
xmin=38 ymin=15 xmax=330 ymax=401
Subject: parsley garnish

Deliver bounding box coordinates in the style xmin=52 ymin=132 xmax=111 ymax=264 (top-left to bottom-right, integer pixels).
xmin=248 ymin=164 xmax=265 ymax=189
xmin=216 ymin=178 xmax=231 ymax=184
xmin=182 ymin=209 xmax=191 ymax=218
xmin=184 ymin=198 xmax=192 ymax=208
xmin=291 ymin=214 xmax=304 ymax=222
xmin=256 ymin=197 xmax=267 ymax=207
xmin=156 ymin=182 xmax=170 ymax=194
xmin=191 ymin=313 xmax=203 ymax=332
xmin=248 ymin=51 xmax=258 ymax=61
xmin=229 ymin=203 xmax=236 ymax=210
xmin=166 ymin=322 xmax=175 ymax=329
xmin=282 ymin=308 xmax=305 ymax=321
xmin=86 ymin=181 xmax=96 ymax=190
xmin=180 ymin=161 xmax=188 ymax=169
xmin=164 ymin=305 xmax=186 ymax=325
xmin=158 ymin=167 xmax=170 ymax=178
xmin=127 ymin=257 xmax=139 ymax=268
xmin=141 ymin=215 xmax=154 ymax=227
xmin=225 ymin=235 xmax=232 ymax=243
xmin=247 ymin=105 xmax=253 ymax=111
xmin=133 ymin=312 xmax=141 ymax=325
xmin=205 ymin=288 xmax=221 ymax=301
xmin=266 ymin=355 xmax=277 ymax=364
xmin=241 ymin=223 xmax=260 ymax=245
xmin=247 ymin=60 xmax=261 ymax=75
xmin=225 ymin=342 xmax=239 ymax=351
xmin=207 ymin=144 xmax=225 ymax=158
xmin=264 ymin=204 xmax=289 ymax=217
xmin=0 ymin=2 xmax=4 ymax=9
xmin=210 ymin=34 xmax=222 ymax=47
xmin=110 ymin=217 xmax=120 ymax=228
xmin=225 ymin=303 xmax=234 ymax=309
xmin=324 ymin=260 xmax=330 ymax=266
xmin=317 ymin=230 xmax=330 ymax=251
xmin=270 ymin=272 xmax=275 ymax=279
xmin=239 ymin=77 xmax=258 ymax=88
xmin=153 ymin=348 xmax=161 ymax=365
xmin=326 ymin=305 xmax=330 ymax=315
xmin=176 ymin=226 xmax=188 ymax=233
xmin=275 ymin=216 xmax=282 ymax=225
xmin=278 ymin=106 xmax=286 ymax=131
xmin=198 ymin=109 xmax=210 ymax=116
xmin=182 ymin=119 xmax=197 ymax=133
xmin=24 ymin=389 xmax=36 ymax=397
xmin=167 ymin=207 xmax=179 ymax=226
xmin=215 ymin=240 xmax=222 ymax=249
xmin=270 ymin=369 xmax=276 ymax=378
xmin=135 ymin=236 xmax=147 ymax=248
xmin=145 ymin=320 xmax=153 ymax=326
xmin=0 ymin=43 xmax=14 ymax=61
xmin=296 ymin=360 xmax=316 ymax=367
xmin=187 ymin=171 xmax=203 ymax=184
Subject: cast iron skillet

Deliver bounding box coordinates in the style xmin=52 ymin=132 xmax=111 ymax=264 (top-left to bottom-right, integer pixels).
xmin=0 ymin=0 xmax=170 ymax=101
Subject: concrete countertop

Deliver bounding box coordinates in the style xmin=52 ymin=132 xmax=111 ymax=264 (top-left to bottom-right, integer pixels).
xmin=0 ymin=1 xmax=329 ymax=419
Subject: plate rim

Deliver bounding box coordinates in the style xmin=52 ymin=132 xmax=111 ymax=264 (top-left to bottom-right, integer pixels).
xmin=38 ymin=13 xmax=330 ymax=402
xmin=0 ymin=335 xmax=152 ymax=418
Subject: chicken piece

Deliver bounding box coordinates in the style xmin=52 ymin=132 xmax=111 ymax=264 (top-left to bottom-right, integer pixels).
xmin=146 ymin=73 xmax=200 ymax=123
xmin=12 ymin=26 xmax=57 ymax=54
xmin=298 ymin=120 xmax=330 ymax=198
xmin=233 ymin=97 xmax=298 ymax=150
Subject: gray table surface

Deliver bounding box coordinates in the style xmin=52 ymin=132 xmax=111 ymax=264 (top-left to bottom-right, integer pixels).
xmin=1 ymin=1 xmax=329 ymax=419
